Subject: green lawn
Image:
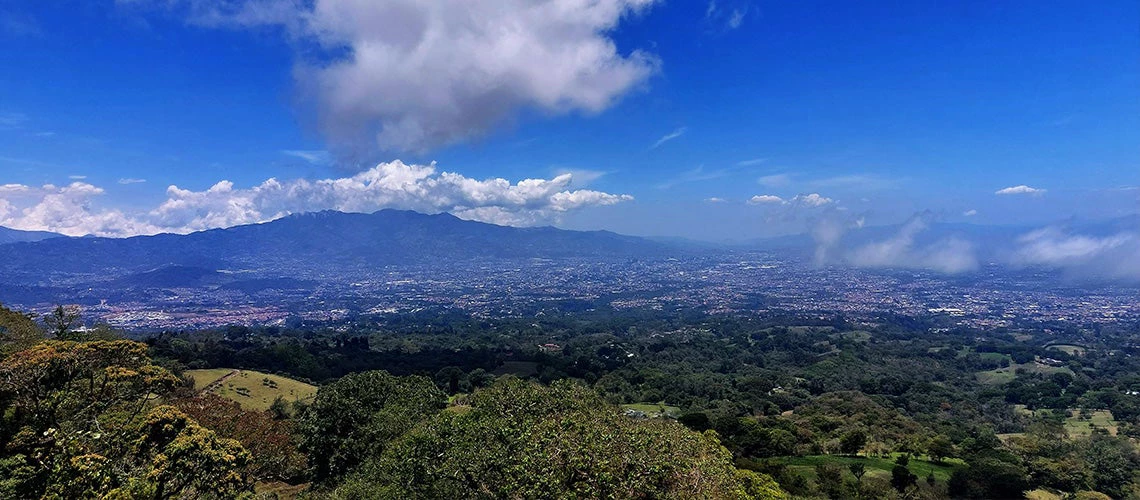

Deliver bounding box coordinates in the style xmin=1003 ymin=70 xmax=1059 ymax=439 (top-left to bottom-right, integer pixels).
xmin=1065 ymin=410 xmax=1117 ymax=436
xmin=1007 ymin=406 xmax=1117 ymax=437
xmin=1046 ymin=344 xmax=1087 ymax=356
xmin=186 ymin=368 xmax=318 ymax=411
xmin=771 ymin=454 xmax=963 ymax=483
xmin=976 ymin=361 xmax=1074 ymax=385
xmin=621 ymin=402 xmax=681 ymax=418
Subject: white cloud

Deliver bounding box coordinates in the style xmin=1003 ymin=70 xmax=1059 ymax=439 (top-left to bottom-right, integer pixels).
xmin=963 ymin=209 xmax=977 ymax=217
xmin=748 ymin=194 xmax=784 ymax=205
xmin=282 ymin=149 xmax=331 ymax=165
xmin=705 ymin=1 xmax=747 ymax=30
xmin=552 ymin=168 xmax=607 ymax=189
xmin=157 ymin=0 xmax=660 ymax=154
xmin=68 ymin=175 xmax=88 ymax=180
xmin=737 ymin=158 xmax=766 ymax=167
xmin=118 ymin=178 xmax=147 ymax=185
xmin=0 ymin=161 xmax=632 ymax=236
xmin=849 ymin=215 xmax=978 ymax=274
xmin=1012 ymin=227 xmax=1140 ymax=281
xmin=705 ymin=197 xmax=726 ymax=203
xmin=790 ymin=193 xmax=833 ymax=207
xmin=650 ymin=127 xmax=686 ymax=149
xmin=996 ymin=185 xmax=1045 ymax=195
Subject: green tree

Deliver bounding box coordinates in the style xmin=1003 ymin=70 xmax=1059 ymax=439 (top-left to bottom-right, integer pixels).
xmin=342 ymin=377 xmax=785 ymax=499
xmin=0 ymin=303 xmax=41 ymax=356
xmin=928 ymin=435 xmax=954 ymax=463
xmin=890 ymin=464 xmax=917 ymax=493
xmin=840 ymin=429 xmax=867 ymax=456
xmin=296 ymin=370 xmax=445 ymax=483
xmin=848 ymin=462 xmax=866 ymax=483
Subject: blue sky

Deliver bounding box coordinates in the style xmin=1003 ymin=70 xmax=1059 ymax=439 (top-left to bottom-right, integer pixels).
xmin=0 ymin=0 xmax=1137 ymax=241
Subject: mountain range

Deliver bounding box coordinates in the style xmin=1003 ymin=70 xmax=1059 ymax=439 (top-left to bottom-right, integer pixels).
xmin=0 ymin=210 xmax=668 ymax=285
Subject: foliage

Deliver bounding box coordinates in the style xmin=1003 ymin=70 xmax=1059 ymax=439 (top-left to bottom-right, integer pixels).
xmin=296 ymin=370 xmax=445 ymax=483
xmin=340 ymin=377 xmax=785 ymax=499
xmin=175 ymin=393 xmax=307 ymax=482
xmin=133 ymin=405 xmax=251 ymax=499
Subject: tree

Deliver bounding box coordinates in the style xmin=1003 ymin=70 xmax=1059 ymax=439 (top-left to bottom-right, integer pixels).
xmin=43 ymin=305 xmax=81 ymax=339
xmin=814 ymin=463 xmax=844 ymax=499
xmin=891 ymin=464 xmax=917 ymax=493
xmin=133 ymin=405 xmax=251 ymax=499
xmin=296 ymin=370 xmax=445 ymax=483
xmin=268 ymin=395 xmax=290 ymax=420
xmin=848 ymin=462 xmax=866 ymax=483
xmin=0 ymin=303 xmax=41 ymax=356
xmin=341 ymin=377 xmax=786 ymax=499
xmin=840 ymin=429 xmax=867 ymax=456
xmin=175 ymin=394 xmax=308 ymax=483
xmin=928 ymin=435 xmax=955 ymax=463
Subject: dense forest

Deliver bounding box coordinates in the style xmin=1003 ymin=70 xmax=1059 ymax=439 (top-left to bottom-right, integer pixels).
xmin=3 ymin=303 xmax=1140 ymax=498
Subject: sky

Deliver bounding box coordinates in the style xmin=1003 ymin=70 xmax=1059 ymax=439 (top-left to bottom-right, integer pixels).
xmin=0 ymin=0 xmax=1138 ymax=242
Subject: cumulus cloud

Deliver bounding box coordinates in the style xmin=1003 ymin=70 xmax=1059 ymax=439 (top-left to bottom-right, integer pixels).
xmin=650 ymin=127 xmax=686 ymax=149
xmin=996 ymin=185 xmax=1045 ymax=195
xmin=963 ymin=209 xmax=977 ymax=217
xmin=0 ymin=161 xmax=633 ymax=237
xmin=748 ymin=194 xmax=784 ymax=205
xmin=790 ymin=193 xmax=833 ymax=207
xmin=748 ymin=193 xmax=833 ymax=207
xmin=1012 ymin=227 xmax=1140 ymax=281
xmin=153 ymin=0 xmax=660 ymax=155
xmin=848 ymin=214 xmax=979 ymax=274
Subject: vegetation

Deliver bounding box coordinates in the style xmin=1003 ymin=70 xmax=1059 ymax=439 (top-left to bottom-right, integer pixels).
xmin=4 ymin=302 xmax=1140 ymax=498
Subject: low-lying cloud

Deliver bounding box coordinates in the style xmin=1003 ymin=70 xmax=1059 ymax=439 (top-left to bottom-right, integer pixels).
xmin=0 ymin=161 xmax=633 ymax=237
xmin=847 ymin=214 xmax=979 ymax=274
xmin=1012 ymin=227 xmax=1140 ymax=281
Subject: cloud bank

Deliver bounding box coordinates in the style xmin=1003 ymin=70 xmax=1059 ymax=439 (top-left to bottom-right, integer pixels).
xmin=0 ymin=161 xmax=633 ymax=237
xmin=154 ymin=0 xmax=660 ymax=155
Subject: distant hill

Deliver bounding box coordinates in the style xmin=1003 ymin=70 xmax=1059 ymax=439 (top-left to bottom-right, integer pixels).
xmin=0 ymin=226 xmax=62 ymax=245
xmin=0 ymin=209 xmax=671 ymax=283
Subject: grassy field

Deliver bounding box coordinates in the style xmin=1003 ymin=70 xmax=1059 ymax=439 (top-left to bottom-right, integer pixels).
xmin=186 ymin=368 xmax=318 ymax=411
xmin=976 ymin=361 xmax=1073 ymax=385
xmin=621 ymin=402 xmax=682 ymax=418
xmin=1065 ymin=410 xmax=1118 ymax=436
xmin=1003 ymin=406 xmax=1117 ymax=438
xmin=1046 ymin=344 xmax=1087 ymax=356
xmin=770 ymin=454 xmax=963 ymax=483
